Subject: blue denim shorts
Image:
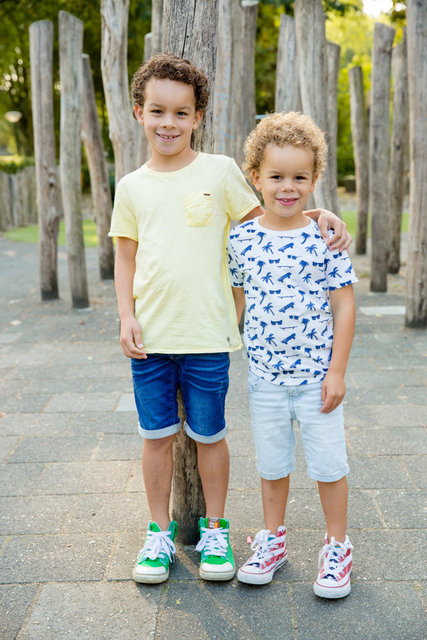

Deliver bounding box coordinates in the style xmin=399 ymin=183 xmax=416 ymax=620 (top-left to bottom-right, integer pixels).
xmin=248 ymin=372 xmax=349 ymax=482
xmin=131 ymin=353 xmax=230 ymax=443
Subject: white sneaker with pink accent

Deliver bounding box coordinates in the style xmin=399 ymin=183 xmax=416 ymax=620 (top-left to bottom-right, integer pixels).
xmin=313 ymin=534 xmax=353 ymax=599
xmin=237 ymin=526 xmax=287 ymax=585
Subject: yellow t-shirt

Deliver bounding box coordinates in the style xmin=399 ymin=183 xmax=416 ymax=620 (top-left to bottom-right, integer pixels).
xmin=109 ymin=152 xmax=260 ymax=353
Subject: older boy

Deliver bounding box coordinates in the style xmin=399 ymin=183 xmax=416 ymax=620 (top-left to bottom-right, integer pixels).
xmin=228 ymin=112 xmax=357 ymax=598
xmin=109 ymin=54 xmax=350 ymax=584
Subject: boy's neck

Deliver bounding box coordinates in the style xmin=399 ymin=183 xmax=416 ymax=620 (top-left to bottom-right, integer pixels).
xmin=146 ymin=148 xmax=199 ymax=172
xmin=258 ymin=211 xmax=311 ymax=232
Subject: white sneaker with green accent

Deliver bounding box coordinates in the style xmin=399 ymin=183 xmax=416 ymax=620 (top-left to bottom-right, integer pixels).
xmin=196 ymin=517 xmax=235 ymax=581
xmin=132 ymin=521 xmax=177 ymax=584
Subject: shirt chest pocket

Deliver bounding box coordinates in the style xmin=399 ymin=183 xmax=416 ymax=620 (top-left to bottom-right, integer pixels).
xmin=183 ymin=191 xmax=213 ymax=227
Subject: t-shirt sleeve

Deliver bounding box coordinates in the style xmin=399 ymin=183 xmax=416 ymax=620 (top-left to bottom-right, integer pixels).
xmin=325 ymin=247 xmax=358 ymax=290
xmin=223 ymin=157 xmax=260 ymax=221
xmin=227 ymin=234 xmax=244 ymax=287
xmin=108 ymin=180 xmax=138 ymax=241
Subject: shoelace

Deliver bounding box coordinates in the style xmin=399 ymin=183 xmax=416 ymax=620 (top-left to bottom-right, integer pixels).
xmin=318 ymin=536 xmax=352 ymax=581
xmin=138 ymin=529 xmax=176 ymax=562
xmin=246 ymin=529 xmax=278 ymax=566
xmin=196 ymin=525 xmax=229 ymax=557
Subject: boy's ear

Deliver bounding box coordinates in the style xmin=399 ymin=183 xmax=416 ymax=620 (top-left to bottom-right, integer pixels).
xmin=134 ymin=104 xmax=144 ymax=125
xmin=192 ymin=110 xmax=204 ymax=130
xmin=309 ymin=174 xmax=319 ymax=193
xmin=251 ymin=169 xmax=262 ymax=192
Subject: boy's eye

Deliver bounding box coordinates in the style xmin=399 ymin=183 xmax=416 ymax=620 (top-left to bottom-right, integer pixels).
xmin=271 ymin=175 xmax=282 ymax=180
xmin=295 ymin=175 xmax=307 ymax=181
xmin=151 ymin=109 xmax=162 ymax=114
xmin=177 ymin=111 xmax=189 ymax=117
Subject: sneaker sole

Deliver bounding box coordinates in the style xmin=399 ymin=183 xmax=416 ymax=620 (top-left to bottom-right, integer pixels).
xmin=237 ymin=556 xmax=287 ymax=585
xmin=133 ymin=568 xmax=169 ymax=584
xmin=199 ymin=567 xmax=236 ymax=581
xmin=313 ymin=578 xmax=351 ymax=599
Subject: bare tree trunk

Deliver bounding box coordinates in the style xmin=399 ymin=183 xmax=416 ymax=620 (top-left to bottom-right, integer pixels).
xmin=349 ymin=65 xmax=369 ymax=255
xmin=29 ymin=20 xmax=61 ymax=300
xmin=136 ymin=32 xmax=152 ymax=167
xmin=0 ymin=172 xmax=13 ymax=231
xmin=369 ymin=22 xmax=395 ymax=293
xmin=388 ymin=32 xmax=409 ymax=274
xmin=405 ymin=0 xmax=427 ymax=327
xmin=101 ymin=0 xmax=137 ymax=185
xmin=81 ymin=54 xmax=115 ymax=281
xmin=151 ymin=0 xmax=163 ymax=54
xmin=325 ymin=41 xmax=341 ymax=217
xmin=162 ymin=0 xmax=219 ymax=542
xmin=213 ymin=0 xmax=235 ymax=156
xmin=294 ymin=0 xmax=332 ymax=210
xmin=162 ymin=0 xmax=219 ymax=152
xmin=275 ymin=14 xmax=301 ymax=113
xmin=59 ymin=11 xmax=88 ymax=309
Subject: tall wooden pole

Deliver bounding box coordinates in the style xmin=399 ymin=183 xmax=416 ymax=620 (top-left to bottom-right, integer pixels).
xmin=349 ymin=65 xmax=369 ymax=255
xmin=101 ymin=0 xmax=137 ymax=185
xmin=325 ymin=41 xmax=341 ymax=218
xmin=59 ymin=11 xmax=89 ymax=309
xmin=136 ymin=32 xmax=152 ymax=167
xmin=162 ymin=0 xmax=220 ymax=543
xmin=29 ymin=20 xmax=61 ymax=301
xmin=405 ymin=0 xmax=427 ymax=327
xmin=369 ymin=22 xmax=395 ymax=293
xmin=81 ymin=54 xmax=115 ymax=281
xmin=388 ymin=33 xmax=409 ymax=275
xmin=275 ymin=14 xmax=301 ymax=113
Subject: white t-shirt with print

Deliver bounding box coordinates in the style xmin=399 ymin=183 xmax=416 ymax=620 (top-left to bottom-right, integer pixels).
xmin=227 ymin=218 xmax=358 ymax=385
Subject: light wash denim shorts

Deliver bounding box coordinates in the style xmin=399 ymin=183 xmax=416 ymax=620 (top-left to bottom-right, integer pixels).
xmin=248 ymin=371 xmax=349 ymax=482
xmin=131 ymin=353 xmax=230 ymax=443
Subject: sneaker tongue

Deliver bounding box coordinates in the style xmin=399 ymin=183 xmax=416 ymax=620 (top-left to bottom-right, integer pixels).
xmin=207 ymin=517 xmax=220 ymax=529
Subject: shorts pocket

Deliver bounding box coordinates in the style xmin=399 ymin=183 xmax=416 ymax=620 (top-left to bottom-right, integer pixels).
xmin=183 ymin=191 xmax=212 ymax=227
xmin=248 ymin=370 xmax=262 ymax=391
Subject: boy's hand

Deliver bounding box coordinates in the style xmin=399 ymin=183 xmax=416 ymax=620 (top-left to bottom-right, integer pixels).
xmin=305 ymin=209 xmax=352 ymax=252
xmin=320 ymin=372 xmax=346 ymax=413
xmin=120 ymin=316 xmax=147 ymax=359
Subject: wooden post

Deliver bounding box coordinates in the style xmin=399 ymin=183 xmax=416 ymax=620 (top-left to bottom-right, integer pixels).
xmin=59 ymin=11 xmax=89 ymax=309
xmin=275 ymin=14 xmax=301 ymax=113
xmin=369 ymin=22 xmax=395 ymax=293
xmin=29 ymin=20 xmax=61 ymax=300
xmin=161 ymin=0 xmax=219 ymax=543
xmin=136 ymin=32 xmax=152 ymax=167
xmin=405 ymin=0 xmax=427 ymax=327
xmin=349 ymin=65 xmax=369 ymax=255
xmin=81 ymin=54 xmax=115 ymax=281
xmin=388 ymin=32 xmax=409 ymax=274
xmin=151 ymin=0 xmax=163 ymax=54
xmin=294 ymin=0 xmax=332 ymax=210
xmin=0 ymin=172 xmax=13 ymax=231
xmin=213 ymin=0 xmax=235 ymax=156
xmin=101 ymin=0 xmax=137 ymax=185
xmin=325 ymin=41 xmax=341 ymax=218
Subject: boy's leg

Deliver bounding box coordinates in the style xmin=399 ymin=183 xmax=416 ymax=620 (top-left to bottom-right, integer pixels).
xmin=262 ymin=475 xmax=290 ymax=533
xmin=317 ymin=476 xmax=348 ymax=542
xmin=195 ymin=438 xmax=229 ymax=518
xmin=142 ymin=434 xmax=175 ymax=531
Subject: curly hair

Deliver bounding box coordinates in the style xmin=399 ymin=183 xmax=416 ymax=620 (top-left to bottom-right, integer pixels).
xmin=243 ymin=111 xmax=328 ymax=179
xmin=131 ymin=53 xmax=209 ymax=113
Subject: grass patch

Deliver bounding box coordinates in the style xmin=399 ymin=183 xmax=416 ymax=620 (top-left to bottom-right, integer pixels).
xmin=4 ymin=210 xmax=409 ymax=248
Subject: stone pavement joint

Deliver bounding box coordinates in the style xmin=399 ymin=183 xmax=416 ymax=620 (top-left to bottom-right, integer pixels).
xmin=0 ymin=236 xmax=426 ymax=640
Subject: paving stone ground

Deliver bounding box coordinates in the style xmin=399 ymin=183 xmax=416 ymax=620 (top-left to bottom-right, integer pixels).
xmin=0 ymin=234 xmax=426 ymax=640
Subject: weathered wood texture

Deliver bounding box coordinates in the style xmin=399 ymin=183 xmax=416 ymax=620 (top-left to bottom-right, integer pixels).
xmin=275 ymin=14 xmax=301 ymax=113
xmin=0 ymin=172 xmax=13 ymax=231
xmin=325 ymin=41 xmax=341 ymax=218
xmin=162 ymin=0 xmax=219 ymax=542
xmin=151 ymin=0 xmax=163 ymax=54
xmin=213 ymin=0 xmax=237 ymax=156
xmin=59 ymin=11 xmax=88 ymax=309
xmin=81 ymin=54 xmax=115 ymax=281
xmin=349 ymin=65 xmax=369 ymax=255
xmin=405 ymin=0 xmax=427 ymax=326
xmin=29 ymin=20 xmax=61 ymax=300
xmin=294 ymin=0 xmax=333 ymax=210
xmin=101 ymin=0 xmax=137 ymax=185
xmin=172 ymin=393 xmax=206 ymax=545
xmin=136 ymin=32 xmax=152 ymax=167
xmin=388 ymin=33 xmax=409 ymax=274
xmin=369 ymin=22 xmax=395 ymax=292
xmin=162 ymin=0 xmax=219 ymax=152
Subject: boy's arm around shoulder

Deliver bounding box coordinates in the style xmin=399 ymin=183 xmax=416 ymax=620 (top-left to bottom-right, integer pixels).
xmin=232 ymin=286 xmax=246 ymax=325
xmin=320 ymin=285 xmax=355 ymax=414
xmin=114 ymin=237 xmax=147 ymax=359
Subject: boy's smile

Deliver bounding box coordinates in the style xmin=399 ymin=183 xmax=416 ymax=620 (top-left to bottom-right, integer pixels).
xmin=252 ymin=144 xmax=317 ymax=230
xmin=135 ymin=78 xmax=203 ymax=171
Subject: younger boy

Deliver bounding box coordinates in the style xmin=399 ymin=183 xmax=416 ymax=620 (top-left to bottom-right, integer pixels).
xmin=228 ymin=112 xmax=357 ymax=598
xmin=109 ymin=54 xmax=350 ymax=585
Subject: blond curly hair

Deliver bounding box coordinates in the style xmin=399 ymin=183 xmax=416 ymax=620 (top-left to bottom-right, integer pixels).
xmin=243 ymin=111 xmax=328 ymax=179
